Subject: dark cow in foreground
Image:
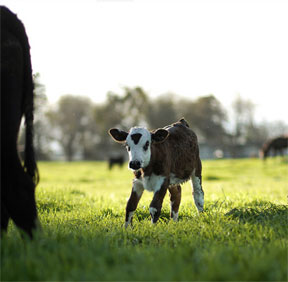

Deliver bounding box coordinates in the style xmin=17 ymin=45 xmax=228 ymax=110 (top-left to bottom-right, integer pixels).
xmin=260 ymin=136 xmax=288 ymax=160
xmin=109 ymin=118 xmax=204 ymax=226
xmin=108 ymin=156 xmax=125 ymax=170
xmin=1 ymin=6 xmax=39 ymax=238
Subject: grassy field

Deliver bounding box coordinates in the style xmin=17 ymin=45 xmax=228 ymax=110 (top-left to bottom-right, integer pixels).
xmin=1 ymin=158 xmax=287 ymax=281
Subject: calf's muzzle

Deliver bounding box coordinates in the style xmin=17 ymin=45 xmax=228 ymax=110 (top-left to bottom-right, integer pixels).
xmin=129 ymin=160 xmax=141 ymax=170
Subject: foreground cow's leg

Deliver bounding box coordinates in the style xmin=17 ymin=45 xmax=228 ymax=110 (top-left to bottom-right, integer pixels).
xmin=2 ymin=164 xmax=38 ymax=238
xmin=125 ymin=179 xmax=144 ymax=227
xmin=191 ymin=160 xmax=204 ymax=212
xmin=169 ymin=185 xmax=181 ymax=221
xmin=149 ymin=179 xmax=169 ymax=223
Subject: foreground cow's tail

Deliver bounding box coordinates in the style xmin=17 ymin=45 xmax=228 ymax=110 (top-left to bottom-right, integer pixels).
xmin=21 ymin=15 xmax=39 ymax=186
xmin=24 ymin=111 xmax=39 ymax=186
xmin=2 ymin=6 xmax=40 ymax=185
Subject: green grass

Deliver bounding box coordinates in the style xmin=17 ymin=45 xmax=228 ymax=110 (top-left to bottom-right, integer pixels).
xmin=1 ymin=158 xmax=288 ymax=281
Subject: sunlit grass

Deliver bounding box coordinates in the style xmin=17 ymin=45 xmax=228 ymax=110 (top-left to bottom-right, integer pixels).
xmin=1 ymin=158 xmax=287 ymax=281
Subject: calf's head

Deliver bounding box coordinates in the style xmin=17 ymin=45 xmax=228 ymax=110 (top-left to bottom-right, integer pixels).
xmin=109 ymin=127 xmax=169 ymax=171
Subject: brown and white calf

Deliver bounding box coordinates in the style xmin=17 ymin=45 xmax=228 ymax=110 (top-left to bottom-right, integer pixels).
xmin=108 ymin=118 xmax=204 ymax=226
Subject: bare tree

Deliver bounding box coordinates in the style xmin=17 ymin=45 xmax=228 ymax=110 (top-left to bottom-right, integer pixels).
xmin=47 ymin=95 xmax=96 ymax=161
xmin=94 ymin=87 xmax=149 ymax=159
xmin=146 ymin=93 xmax=178 ymax=129
xmin=178 ymin=95 xmax=227 ymax=145
xmin=232 ymin=94 xmax=256 ymax=145
xmin=33 ymin=73 xmax=51 ymax=160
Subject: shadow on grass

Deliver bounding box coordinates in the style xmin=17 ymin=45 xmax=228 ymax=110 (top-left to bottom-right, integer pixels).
xmin=225 ymin=200 xmax=288 ymax=226
xmin=135 ymin=209 xmax=171 ymax=223
xmin=70 ymin=190 xmax=86 ymax=196
xmin=203 ymin=175 xmax=227 ymax=181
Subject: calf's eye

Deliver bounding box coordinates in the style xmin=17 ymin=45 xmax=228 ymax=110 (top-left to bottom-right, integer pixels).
xmin=143 ymin=141 xmax=149 ymax=151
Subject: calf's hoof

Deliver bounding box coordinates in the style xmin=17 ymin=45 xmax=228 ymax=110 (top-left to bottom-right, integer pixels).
xmin=149 ymin=207 xmax=160 ymax=224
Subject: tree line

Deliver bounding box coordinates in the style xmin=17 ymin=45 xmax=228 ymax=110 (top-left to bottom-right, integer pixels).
xmin=27 ymin=74 xmax=287 ymax=161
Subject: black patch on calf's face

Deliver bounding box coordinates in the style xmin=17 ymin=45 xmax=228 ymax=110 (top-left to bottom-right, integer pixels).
xmin=143 ymin=141 xmax=149 ymax=151
xmin=131 ymin=133 xmax=142 ymax=145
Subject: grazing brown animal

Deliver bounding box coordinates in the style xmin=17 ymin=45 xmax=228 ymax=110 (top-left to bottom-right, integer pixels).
xmin=1 ymin=6 xmax=39 ymax=238
xmin=260 ymin=136 xmax=288 ymax=160
xmin=109 ymin=118 xmax=204 ymax=226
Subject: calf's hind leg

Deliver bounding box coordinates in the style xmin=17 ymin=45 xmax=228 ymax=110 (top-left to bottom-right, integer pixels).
xmin=191 ymin=160 xmax=204 ymax=212
xmin=169 ymin=185 xmax=181 ymax=221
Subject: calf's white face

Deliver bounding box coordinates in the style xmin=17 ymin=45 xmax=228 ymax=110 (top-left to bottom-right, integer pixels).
xmin=126 ymin=127 xmax=152 ymax=170
xmin=109 ymin=126 xmax=169 ymax=171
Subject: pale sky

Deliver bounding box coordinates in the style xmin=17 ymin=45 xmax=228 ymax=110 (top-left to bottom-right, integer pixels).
xmin=2 ymin=0 xmax=288 ymax=123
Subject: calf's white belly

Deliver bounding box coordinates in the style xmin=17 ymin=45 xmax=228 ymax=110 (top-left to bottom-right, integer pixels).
xmin=134 ymin=173 xmax=189 ymax=194
xmin=142 ymin=174 xmax=165 ymax=193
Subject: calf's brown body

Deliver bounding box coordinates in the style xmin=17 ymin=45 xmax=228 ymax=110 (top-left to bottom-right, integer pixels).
xmin=109 ymin=118 xmax=204 ymax=226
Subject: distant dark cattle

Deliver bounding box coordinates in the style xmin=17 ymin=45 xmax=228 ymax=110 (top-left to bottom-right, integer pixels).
xmin=1 ymin=6 xmax=39 ymax=238
xmin=108 ymin=156 xmax=124 ymax=170
xmin=260 ymin=136 xmax=288 ymax=160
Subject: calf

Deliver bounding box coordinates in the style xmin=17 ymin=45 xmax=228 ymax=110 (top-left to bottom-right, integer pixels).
xmin=109 ymin=118 xmax=204 ymax=226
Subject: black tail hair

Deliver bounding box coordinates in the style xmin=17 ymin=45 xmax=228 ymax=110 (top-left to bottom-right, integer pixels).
xmin=24 ymin=112 xmax=39 ymax=186
xmin=1 ymin=6 xmax=39 ymax=185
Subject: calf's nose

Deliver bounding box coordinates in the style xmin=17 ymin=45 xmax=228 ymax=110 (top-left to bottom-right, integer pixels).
xmin=129 ymin=160 xmax=141 ymax=170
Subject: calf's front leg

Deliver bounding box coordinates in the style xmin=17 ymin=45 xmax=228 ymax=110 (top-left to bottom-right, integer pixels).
xmin=149 ymin=179 xmax=169 ymax=223
xmin=125 ymin=179 xmax=144 ymax=228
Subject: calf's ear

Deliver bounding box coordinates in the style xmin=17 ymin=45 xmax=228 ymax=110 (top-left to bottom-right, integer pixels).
xmin=108 ymin=128 xmax=128 ymax=143
xmin=152 ymin=129 xmax=169 ymax=143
